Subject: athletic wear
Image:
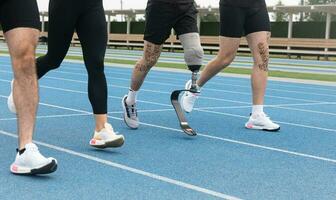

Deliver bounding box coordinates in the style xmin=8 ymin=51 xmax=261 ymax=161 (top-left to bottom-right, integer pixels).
xmin=220 ymin=0 xmax=266 ymax=8
xmin=90 ymin=123 xmax=125 ymax=148
xmin=10 ymin=143 xmax=57 ymax=175
xmin=252 ymin=105 xmax=264 ymax=115
xmin=0 ymin=0 xmax=40 ymax=32
xmin=150 ymin=0 xmax=193 ymax=2
xmin=181 ymin=80 xmax=200 ymax=113
xmin=220 ymin=3 xmax=270 ymax=37
xmin=122 ymin=95 xmax=139 ymax=129
xmin=7 ymin=80 xmax=16 ymax=113
xmin=36 ymin=0 xmax=108 ymax=114
xmin=144 ymin=0 xmax=199 ymax=45
xmin=245 ymin=113 xmax=280 ymax=131
xmin=126 ymin=89 xmax=137 ymax=105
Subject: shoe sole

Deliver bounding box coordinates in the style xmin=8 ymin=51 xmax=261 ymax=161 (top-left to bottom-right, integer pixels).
xmin=245 ymin=124 xmax=281 ymax=132
xmin=91 ymin=137 xmax=125 ymax=149
xmin=11 ymin=160 xmax=58 ymax=175
xmin=121 ymin=95 xmax=139 ymax=129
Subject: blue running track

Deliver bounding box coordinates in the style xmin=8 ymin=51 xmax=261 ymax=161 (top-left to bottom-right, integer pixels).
xmin=0 ymin=56 xmax=335 ymax=200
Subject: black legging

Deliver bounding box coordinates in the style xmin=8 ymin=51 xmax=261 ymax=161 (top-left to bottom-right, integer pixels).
xmin=37 ymin=0 xmax=108 ymax=114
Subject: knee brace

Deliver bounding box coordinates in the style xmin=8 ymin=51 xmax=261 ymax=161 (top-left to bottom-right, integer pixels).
xmin=179 ymin=33 xmax=204 ymax=72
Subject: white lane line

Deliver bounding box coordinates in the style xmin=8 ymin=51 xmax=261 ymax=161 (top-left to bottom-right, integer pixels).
xmin=0 ymin=68 xmax=328 ymax=104
xmin=58 ymin=66 xmax=336 ymax=98
xmin=109 ymin=108 xmax=174 ymax=114
xmin=125 ymin=102 xmax=336 ymax=115
xmin=195 ymin=109 xmax=336 ymax=133
xmin=275 ymin=106 xmax=336 ymax=116
xmin=0 ymin=113 xmax=91 ymax=121
xmin=9 ymin=99 xmax=336 ymax=165
xmin=0 ymin=130 xmax=241 ymax=200
xmin=1 ymin=78 xmax=335 ymax=133
xmin=1 ymin=51 xmax=336 ymax=89
xmin=199 ymin=102 xmax=336 ymax=110
xmin=29 ymin=69 xmax=326 ymax=103
xmin=60 ymin=60 xmax=336 ymax=90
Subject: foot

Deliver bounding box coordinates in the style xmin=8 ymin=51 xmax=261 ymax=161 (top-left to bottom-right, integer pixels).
xmin=7 ymin=80 xmax=16 ymax=114
xmin=245 ymin=112 xmax=280 ymax=132
xmin=10 ymin=143 xmax=57 ymax=175
xmin=181 ymin=80 xmax=200 ymax=113
xmin=122 ymin=95 xmax=139 ymax=129
xmin=90 ymin=123 xmax=125 ymax=149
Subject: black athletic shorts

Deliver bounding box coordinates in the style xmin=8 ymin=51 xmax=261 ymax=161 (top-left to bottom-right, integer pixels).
xmin=220 ymin=4 xmax=270 ymax=38
xmin=144 ymin=0 xmax=199 ymax=45
xmin=0 ymin=0 xmax=40 ymax=33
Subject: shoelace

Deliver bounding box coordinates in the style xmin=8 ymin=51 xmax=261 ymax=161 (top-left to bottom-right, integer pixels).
xmin=127 ymin=104 xmax=138 ymax=118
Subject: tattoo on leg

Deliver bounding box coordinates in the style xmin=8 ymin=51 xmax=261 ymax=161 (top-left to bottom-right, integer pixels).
xmin=134 ymin=61 xmax=147 ymax=72
xmin=257 ymin=42 xmax=269 ymax=72
xmin=144 ymin=43 xmax=162 ymax=67
xmin=134 ymin=43 xmax=162 ymax=73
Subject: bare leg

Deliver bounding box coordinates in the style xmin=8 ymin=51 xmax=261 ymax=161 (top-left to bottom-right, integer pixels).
xmin=130 ymin=41 xmax=162 ymax=91
xmin=197 ymin=36 xmax=240 ymax=87
xmin=246 ymin=31 xmax=271 ymax=105
xmin=5 ymin=28 xmax=39 ymax=149
xmin=95 ymin=114 xmax=107 ymax=131
xmin=122 ymin=41 xmax=162 ymax=129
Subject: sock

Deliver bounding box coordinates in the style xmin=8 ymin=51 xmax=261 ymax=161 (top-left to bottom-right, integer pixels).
xmin=252 ymin=105 xmax=264 ymax=115
xmin=126 ymin=89 xmax=137 ymax=105
xmin=16 ymin=148 xmax=26 ymax=155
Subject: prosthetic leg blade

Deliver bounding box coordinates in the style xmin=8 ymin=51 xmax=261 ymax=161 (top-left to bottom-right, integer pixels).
xmin=171 ymin=90 xmax=197 ymax=136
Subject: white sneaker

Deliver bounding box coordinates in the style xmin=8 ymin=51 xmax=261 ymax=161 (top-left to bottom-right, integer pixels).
xmin=89 ymin=123 xmax=125 ymax=148
xmin=10 ymin=143 xmax=57 ymax=175
xmin=245 ymin=112 xmax=280 ymax=132
xmin=7 ymin=80 xmax=16 ymax=114
xmin=181 ymin=80 xmax=200 ymax=113
xmin=122 ymin=95 xmax=139 ymax=129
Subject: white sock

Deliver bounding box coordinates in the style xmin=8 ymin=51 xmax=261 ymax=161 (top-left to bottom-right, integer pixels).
xmin=252 ymin=105 xmax=264 ymax=115
xmin=126 ymin=89 xmax=137 ymax=105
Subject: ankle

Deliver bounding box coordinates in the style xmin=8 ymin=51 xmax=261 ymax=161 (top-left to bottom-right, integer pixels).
xmin=126 ymin=89 xmax=137 ymax=105
xmin=252 ymin=105 xmax=264 ymax=115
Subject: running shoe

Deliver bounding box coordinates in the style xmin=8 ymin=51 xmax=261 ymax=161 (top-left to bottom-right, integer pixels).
xmin=90 ymin=123 xmax=125 ymax=148
xmin=121 ymin=95 xmax=139 ymax=129
xmin=10 ymin=143 xmax=57 ymax=175
xmin=181 ymin=80 xmax=200 ymax=113
xmin=245 ymin=112 xmax=280 ymax=131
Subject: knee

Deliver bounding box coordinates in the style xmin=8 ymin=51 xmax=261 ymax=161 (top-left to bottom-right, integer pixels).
xmin=184 ymin=45 xmax=204 ymax=67
xmin=215 ymin=52 xmax=235 ymax=68
xmin=134 ymin=57 xmax=156 ymax=73
xmin=85 ymin=55 xmax=105 ymax=72
xmin=37 ymin=54 xmax=64 ymax=71
xmin=12 ymin=44 xmax=36 ymax=76
xmin=143 ymin=54 xmax=159 ymax=68
xmin=180 ymin=33 xmax=204 ymax=67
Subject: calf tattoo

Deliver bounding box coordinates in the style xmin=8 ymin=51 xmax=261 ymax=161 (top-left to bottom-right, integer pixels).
xmin=134 ymin=62 xmax=147 ymax=72
xmin=257 ymin=42 xmax=269 ymax=72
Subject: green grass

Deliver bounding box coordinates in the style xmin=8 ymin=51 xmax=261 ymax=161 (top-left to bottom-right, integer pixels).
xmin=1 ymin=50 xmax=335 ymax=82
xmin=103 ymin=58 xmax=336 ymax=82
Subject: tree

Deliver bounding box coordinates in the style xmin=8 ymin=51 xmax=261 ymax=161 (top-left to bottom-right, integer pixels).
xmin=201 ymin=13 xmax=219 ymax=22
xmin=304 ymin=0 xmax=336 ymax=21
xmin=274 ymin=0 xmax=288 ymax=22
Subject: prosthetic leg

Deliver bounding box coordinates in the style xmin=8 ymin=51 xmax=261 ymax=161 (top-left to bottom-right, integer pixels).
xmin=170 ymin=33 xmax=204 ymax=136
xmin=171 ymin=65 xmax=201 ymax=136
